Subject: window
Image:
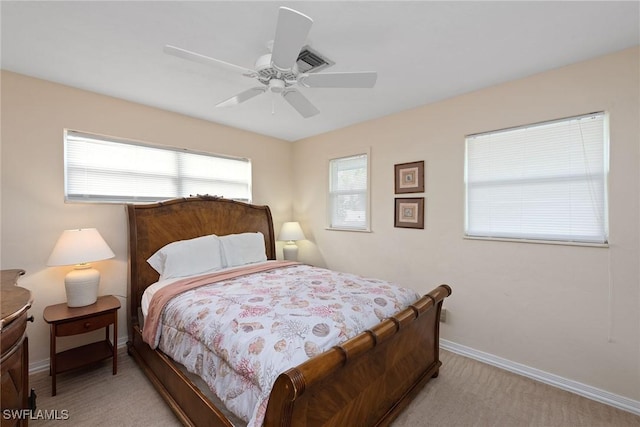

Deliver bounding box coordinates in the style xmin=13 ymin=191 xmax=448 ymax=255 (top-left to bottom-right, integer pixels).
xmin=328 ymin=152 xmax=370 ymax=231
xmin=465 ymin=112 xmax=608 ymax=244
xmin=64 ymin=130 xmax=251 ymax=203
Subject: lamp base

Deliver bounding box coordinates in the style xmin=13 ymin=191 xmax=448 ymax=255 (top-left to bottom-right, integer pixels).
xmin=65 ymin=265 xmax=100 ymax=307
xmin=283 ymin=243 xmax=299 ymax=261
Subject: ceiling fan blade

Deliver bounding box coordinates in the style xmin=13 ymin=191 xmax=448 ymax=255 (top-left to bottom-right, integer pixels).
xmin=271 ymin=7 xmax=313 ymax=72
xmin=299 ymin=71 xmax=378 ymax=88
xmin=216 ymin=87 xmax=266 ymax=108
xmin=164 ymin=45 xmax=257 ymax=77
xmin=282 ymin=89 xmax=319 ymax=118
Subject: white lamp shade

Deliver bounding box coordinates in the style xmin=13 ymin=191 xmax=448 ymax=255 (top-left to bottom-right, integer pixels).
xmin=278 ymin=222 xmax=306 ymax=242
xmin=47 ymin=228 xmax=115 ymax=307
xmin=47 ymin=228 xmax=115 ymax=266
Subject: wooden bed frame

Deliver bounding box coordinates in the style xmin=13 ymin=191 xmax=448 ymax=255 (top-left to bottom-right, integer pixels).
xmin=126 ymin=196 xmax=451 ymax=427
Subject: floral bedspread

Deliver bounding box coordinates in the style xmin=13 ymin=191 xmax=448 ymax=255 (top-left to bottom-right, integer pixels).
xmin=154 ymin=263 xmax=420 ymax=427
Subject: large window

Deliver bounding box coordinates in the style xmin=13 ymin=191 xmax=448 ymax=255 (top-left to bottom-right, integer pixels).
xmin=64 ymin=130 xmax=251 ymax=203
xmin=328 ymin=152 xmax=370 ymax=231
xmin=465 ymin=112 xmax=608 ymax=244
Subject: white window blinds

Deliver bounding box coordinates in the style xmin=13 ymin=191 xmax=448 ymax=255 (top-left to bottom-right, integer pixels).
xmin=65 ymin=130 xmax=251 ymax=203
xmin=329 ymin=153 xmax=369 ymax=230
xmin=465 ymin=112 xmax=608 ymax=244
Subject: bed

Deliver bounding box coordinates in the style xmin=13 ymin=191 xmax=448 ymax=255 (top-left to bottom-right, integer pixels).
xmin=126 ymin=195 xmax=451 ymax=426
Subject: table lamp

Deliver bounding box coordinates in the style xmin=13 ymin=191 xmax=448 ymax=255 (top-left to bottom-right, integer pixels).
xmin=278 ymin=221 xmax=306 ymax=261
xmin=47 ymin=228 xmax=115 ymax=307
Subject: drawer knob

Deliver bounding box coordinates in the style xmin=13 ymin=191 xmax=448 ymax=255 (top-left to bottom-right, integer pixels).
xmin=84 ymin=322 xmax=91 ymax=328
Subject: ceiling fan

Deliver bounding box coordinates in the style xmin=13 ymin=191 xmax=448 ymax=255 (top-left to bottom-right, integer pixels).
xmin=164 ymin=6 xmax=377 ymax=118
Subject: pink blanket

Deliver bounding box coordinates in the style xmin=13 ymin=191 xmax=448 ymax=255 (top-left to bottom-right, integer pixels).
xmin=142 ymin=260 xmax=299 ymax=348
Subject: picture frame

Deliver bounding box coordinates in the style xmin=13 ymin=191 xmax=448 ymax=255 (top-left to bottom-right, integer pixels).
xmin=394 ymin=197 xmax=425 ymax=229
xmin=394 ymin=161 xmax=425 ymax=194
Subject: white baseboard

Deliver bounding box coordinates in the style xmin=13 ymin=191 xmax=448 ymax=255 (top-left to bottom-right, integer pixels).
xmin=29 ymin=337 xmax=129 ymax=375
xmin=440 ymin=339 xmax=640 ymax=417
xmin=28 ymin=359 xmax=51 ymax=375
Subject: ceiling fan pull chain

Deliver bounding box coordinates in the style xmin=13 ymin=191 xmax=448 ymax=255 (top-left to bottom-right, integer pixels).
xmin=272 ymin=92 xmax=276 ymax=115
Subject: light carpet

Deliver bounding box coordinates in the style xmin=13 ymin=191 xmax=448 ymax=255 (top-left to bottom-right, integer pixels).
xmin=29 ymin=348 xmax=640 ymax=426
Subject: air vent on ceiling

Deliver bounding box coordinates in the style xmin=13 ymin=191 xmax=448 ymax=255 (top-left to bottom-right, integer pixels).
xmin=296 ymin=46 xmax=334 ymax=73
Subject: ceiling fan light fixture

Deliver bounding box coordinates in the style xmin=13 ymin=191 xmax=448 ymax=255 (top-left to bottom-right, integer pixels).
xmin=269 ymin=79 xmax=285 ymax=93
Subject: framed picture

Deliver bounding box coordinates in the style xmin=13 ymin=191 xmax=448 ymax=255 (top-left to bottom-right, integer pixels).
xmin=394 ymin=161 xmax=425 ymax=194
xmin=394 ymin=197 xmax=425 ymax=229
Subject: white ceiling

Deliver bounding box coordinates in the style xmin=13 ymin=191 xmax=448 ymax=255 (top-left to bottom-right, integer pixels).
xmin=2 ymin=1 xmax=638 ymax=142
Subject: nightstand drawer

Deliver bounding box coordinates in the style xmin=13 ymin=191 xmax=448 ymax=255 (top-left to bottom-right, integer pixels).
xmin=56 ymin=311 xmax=114 ymax=336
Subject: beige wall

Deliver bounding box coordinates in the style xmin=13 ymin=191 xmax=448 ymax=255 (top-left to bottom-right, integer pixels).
xmin=292 ymin=47 xmax=640 ymax=402
xmin=2 ymin=47 xmax=638 ymax=406
xmin=0 ymin=71 xmax=293 ymax=366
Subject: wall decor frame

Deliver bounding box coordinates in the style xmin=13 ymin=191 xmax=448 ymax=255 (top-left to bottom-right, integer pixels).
xmin=394 ymin=161 xmax=425 ymax=194
xmin=394 ymin=197 xmax=425 ymax=229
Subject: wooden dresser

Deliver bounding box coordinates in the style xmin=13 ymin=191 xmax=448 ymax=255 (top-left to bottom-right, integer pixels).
xmin=1 ymin=269 xmax=34 ymax=427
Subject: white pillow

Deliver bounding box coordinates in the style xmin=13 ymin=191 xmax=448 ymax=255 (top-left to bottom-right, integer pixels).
xmin=219 ymin=232 xmax=267 ymax=267
xmin=146 ymin=250 xmax=165 ymax=274
xmin=146 ymin=234 xmax=225 ymax=280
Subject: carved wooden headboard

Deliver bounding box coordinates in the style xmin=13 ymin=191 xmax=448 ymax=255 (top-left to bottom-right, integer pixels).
xmin=126 ymin=196 xmax=276 ymax=331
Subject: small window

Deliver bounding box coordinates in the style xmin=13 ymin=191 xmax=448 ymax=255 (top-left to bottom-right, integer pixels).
xmin=328 ymin=152 xmax=370 ymax=231
xmin=64 ymin=130 xmax=251 ymax=203
xmin=465 ymin=112 xmax=608 ymax=244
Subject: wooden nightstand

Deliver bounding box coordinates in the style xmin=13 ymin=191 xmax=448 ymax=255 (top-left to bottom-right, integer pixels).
xmin=43 ymin=295 xmax=120 ymax=396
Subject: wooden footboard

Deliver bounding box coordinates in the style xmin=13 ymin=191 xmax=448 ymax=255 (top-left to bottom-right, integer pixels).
xmin=264 ymin=284 xmax=451 ymax=426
